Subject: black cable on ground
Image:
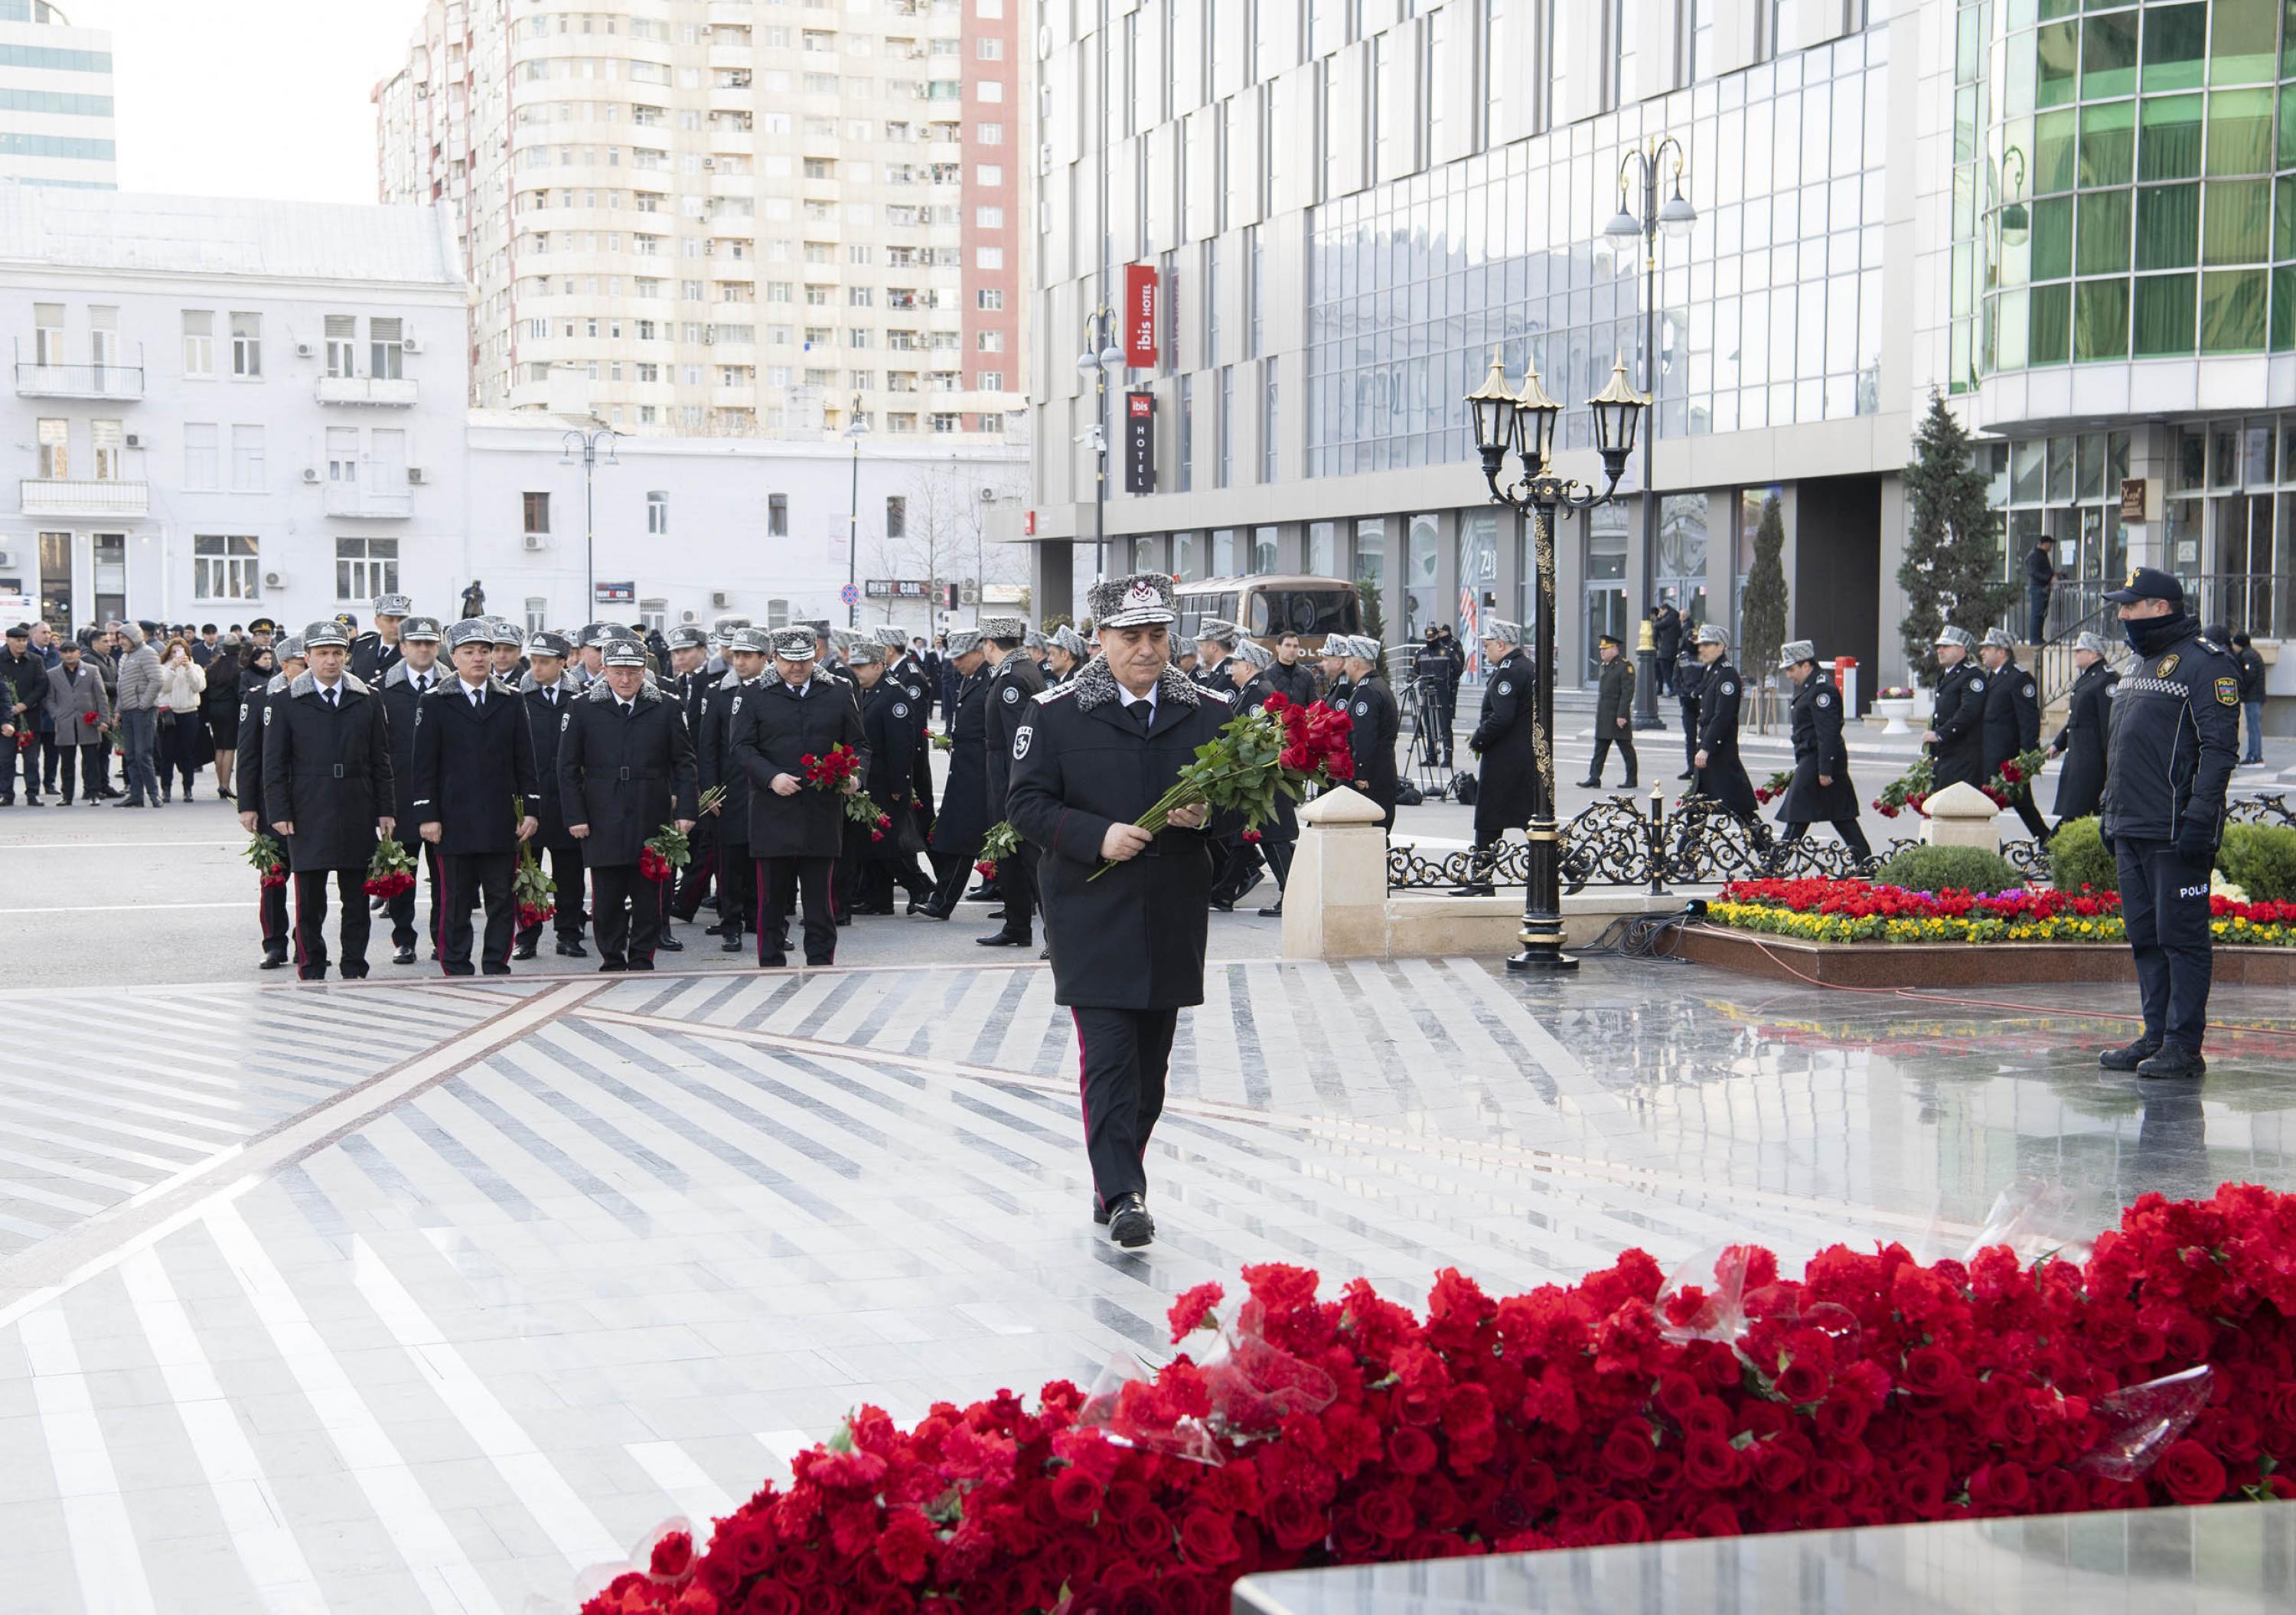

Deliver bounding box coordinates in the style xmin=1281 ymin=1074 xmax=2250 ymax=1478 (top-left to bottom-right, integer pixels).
xmin=1574 ymin=905 xmax=1701 ymax=959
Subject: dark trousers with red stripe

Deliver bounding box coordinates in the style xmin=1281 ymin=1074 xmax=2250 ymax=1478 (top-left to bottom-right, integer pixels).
xmin=590 ymin=862 xmax=664 ymax=967
xmin=292 ymin=867 xmax=372 ymax=980
xmin=257 ymin=876 xmax=289 ymax=961
xmin=756 ymin=855 xmax=835 ymax=966
xmin=716 ymin=838 xmax=752 ymax=932
xmin=514 ymin=842 xmax=587 ymax=949
xmin=439 ymin=850 xmax=515 ymax=974
xmin=386 ymin=841 xmax=442 ymax=951
xmin=671 ymin=817 xmax=718 ymax=920
xmin=1071 ymin=1006 xmax=1180 ymax=1209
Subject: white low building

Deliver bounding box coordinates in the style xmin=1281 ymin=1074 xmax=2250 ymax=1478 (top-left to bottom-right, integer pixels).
xmin=0 ymin=186 xmax=1029 ymax=636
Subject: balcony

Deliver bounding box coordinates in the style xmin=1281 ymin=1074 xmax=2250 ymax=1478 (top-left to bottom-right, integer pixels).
xmin=323 ymin=484 xmax=415 ymax=519
xmin=15 ymin=362 xmax=144 ymax=400
xmin=21 ymin=478 xmax=148 ymax=517
xmin=315 ymin=375 xmax=418 ymax=406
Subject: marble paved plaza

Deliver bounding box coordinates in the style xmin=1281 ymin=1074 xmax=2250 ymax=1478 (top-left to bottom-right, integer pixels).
xmin=2 ymin=957 xmax=2294 ymax=1613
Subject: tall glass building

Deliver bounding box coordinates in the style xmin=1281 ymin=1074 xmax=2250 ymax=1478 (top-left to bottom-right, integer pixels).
xmin=0 ymin=0 xmax=116 ymax=191
xmin=1022 ymin=0 xmax=2294 ymax=709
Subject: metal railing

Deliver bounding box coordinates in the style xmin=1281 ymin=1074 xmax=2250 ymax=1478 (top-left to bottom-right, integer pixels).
xmin=14 ymin=361 xmax=143 ymax=399
xmin=20 ymin=478 xmax=148 ymax=517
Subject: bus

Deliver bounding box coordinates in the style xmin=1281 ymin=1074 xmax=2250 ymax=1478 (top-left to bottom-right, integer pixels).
xmin=1169 ymin=575 xmax=1362 ymax=651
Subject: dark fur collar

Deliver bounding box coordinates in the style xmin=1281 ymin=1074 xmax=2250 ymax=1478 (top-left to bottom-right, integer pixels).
xmin=289 ymin=670 xmax=370 ymax=699
xmin=584 ymin=676 xmax=664 ymax=704
xmin=1068 ymin=654 xmax=1202 ymax=713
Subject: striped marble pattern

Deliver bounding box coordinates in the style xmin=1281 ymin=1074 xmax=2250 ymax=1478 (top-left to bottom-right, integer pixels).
xmin=1 ymin=960 xmax=2291 ymax=1613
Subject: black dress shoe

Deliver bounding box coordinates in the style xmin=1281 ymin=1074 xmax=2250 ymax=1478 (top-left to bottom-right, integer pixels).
xmin=393 ymin=945 xmax=417 ymax=965
xmin=598 ymin=958 xmax=627 ymax=972
xmin=1209 ymin=896 xmax=1235 ymax=912
xmin=556 ymin=938 xmax=589 ymax=958
xmin=703 ymin=921 xmax=728 ymax=935
xmin=1677 ymin=769 xmax=1694 ymax=781
xmin=720 ymin=928 xmax=745 ymax=952
xmin=758 ymin=954 xmax=788 ymax=968
xmin=259 ymin=954 xmax=289 ymax=971
xmin=1574 ymin=777 xmax=1602 ymax=789
xmin=513 ymin=942 xmax=538 ymax=960
xmin=920 ymin=904 xmax=950 ymax=921
xmin=977 ymin=930 xmax=1032 ymax=947
xmin=442 ymin=964 xmax=475 ymax=977
xmin=483 ymin=963 xmax=513 ymax=976
xmin=1257 ymin=902 xmax=1284 ymax=918
xmin=964 ymin=887 xmax=1002 ymax=902
xmin=804 ymin=955 xmax=835 ymax=968
xmin=1092 ymin=1199 xmax=1111 ymax=1226
xmin=837 ymin=912 xmax=852 ymax=928
xmin=2137 ymin=1045 xmax=2207 ymax=1081
xmin=339 ymin=967 xmax=369 ymax=980
xmin=1105 ymin=1193 xmax=1154 ymax=1248
xmin=1622 ymin=778 xmax=1639 ymax=788
xmin=2099 ymin=1036 xmax=2163 ymax=1072
xmin=1446 ymin=883 xmax=1495 ymax=897
xmin=1232 ymin=872 xmax=1264 ymax=906
xmin=657 ymin=933 xmax=684 ymax=951
xmin=630 ymin=958 xmax=656 ymax=971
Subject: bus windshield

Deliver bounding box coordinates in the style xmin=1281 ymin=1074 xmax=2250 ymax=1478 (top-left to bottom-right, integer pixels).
xmin=1247 ymin=589 xmax=1358 ymax=638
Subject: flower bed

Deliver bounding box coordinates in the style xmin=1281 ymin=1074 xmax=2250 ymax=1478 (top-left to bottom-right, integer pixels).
xmin=1708 ymin=878 xmax=2296 ymax=948
xmin=584 ymin=1186 xmax=2296 ymax=1615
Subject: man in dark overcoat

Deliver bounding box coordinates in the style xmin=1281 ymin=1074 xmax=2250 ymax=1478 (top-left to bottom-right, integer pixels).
xmin=557 ymin=638 xmax=696 ymax=971
xmin=1773 ymin=640 xmax=1870 ymax=865
xmin=411 ymin=618 xmax=540 ymax=975
xmin=262 ymin=620 xmax=394 ymax=980
xmin=731 ymin=628 xmax=869 ymax=967
xmin=1453 ymin=618 xmax=1533 ymax=896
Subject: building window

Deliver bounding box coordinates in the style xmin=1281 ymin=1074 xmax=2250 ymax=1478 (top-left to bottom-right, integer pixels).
xmin=638 ymin=597 xmax=669 ymax=632
xmin=230 ymin=424 xmax=265 ymax=491
xmin=929 ymin=413 xmax=960 ymax=432
xmin=33 ymin=303 xmax=63 ymax=367
xmin=35 ymin=418 xmax=67 ymax=479
xmin=647 ymin=490 xmax=670 ymax=534
xmin=1261 ymin=366 xmax=1278 ymax=483
xmin=370 ymin=317 xmax=406 ymax=380
xmin=230 ymin=312 xmax=261 ymax=377
xmin=1179 ymin=375 xmax=1194 ymax=492
xmin=525 ymin=596 xmax=550 ymax=635
xmin=325 ymin=315 xmax=357 ymax=377
xmin=1245 ymin=224 xmax=1263 ymax=359
xmin=327 ymin=426 xmax=359 ymax=484
xmin=183 ymin=423 xmax=218 ymax=490
xmin=193 ymin=535 xmax=260 ymax=602
xmin=885 ymin=494 xmax=906 ymax=537
xmin=523 ymin=491 xmax=551 ymax=533
xmin=1216 ymin=367 xmax=1233 ymax=488
xmin=978 ymin=370 xmax=1003 ymax=390
xmin=335 ymin=537 xmax=400 ymax=600
xmin=182 ymin=311 xmax=214 ymax=377
xmin=977 ymin=289 xmax=1003 ymax=311
xmin=768 ymin=492 xmax=789 ymax=536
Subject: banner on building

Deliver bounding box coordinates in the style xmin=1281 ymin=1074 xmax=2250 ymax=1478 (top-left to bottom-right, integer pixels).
xmin=1124 ymin=264 xmax=1158 ymax=367
xmin=594 ymin=581 xmax=636 ymax=605
xmin=1124 ymin=391 xmax=1156 ymax=495
xmin=866 ymin=579 xmax=935 ymax=599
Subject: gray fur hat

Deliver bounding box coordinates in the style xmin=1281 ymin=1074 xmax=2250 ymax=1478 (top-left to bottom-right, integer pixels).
xmin=944 ymin=628 xmax=985 ymax=656
xmin=1088 ymin=572 xmax=1176 ymax=628
xmin=1934 ymin=624 xmax=1977 ymax=650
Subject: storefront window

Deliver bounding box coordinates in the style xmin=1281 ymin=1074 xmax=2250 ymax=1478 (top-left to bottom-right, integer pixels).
xmin=1307 ymin=520 xmax=1337 ymax=577
xmin=1404 ymin=513 xmax=1442 ymax=642
xmin=1581 ymin=504 xmax=1629 ymax=684
xmin=1456 ymin=511 xmax=1499 ymax=680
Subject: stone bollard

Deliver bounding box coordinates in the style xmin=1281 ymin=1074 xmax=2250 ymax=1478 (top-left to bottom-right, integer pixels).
xmin=1280 ymin=786 xmax=1391 ymax=960
xmin=1921 ymin=780 xmax=2002 ymax=852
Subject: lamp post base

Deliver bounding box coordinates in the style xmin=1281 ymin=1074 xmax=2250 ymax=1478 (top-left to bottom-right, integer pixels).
xmin=1631 ymin=713 xmax=1665 ymax=731
xmin=1506 ymin=947 xmax=1580 ymax=972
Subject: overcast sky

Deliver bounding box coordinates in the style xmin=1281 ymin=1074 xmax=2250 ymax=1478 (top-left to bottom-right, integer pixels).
xmin=79 ymin=0 xmax=419 ymax=204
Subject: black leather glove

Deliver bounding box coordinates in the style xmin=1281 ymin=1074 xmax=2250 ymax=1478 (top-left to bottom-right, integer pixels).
xmin=2098 ymin=830 xmax=2115 ymax=859
xmin=2173 ymin=823 xmax=2216 ymax=866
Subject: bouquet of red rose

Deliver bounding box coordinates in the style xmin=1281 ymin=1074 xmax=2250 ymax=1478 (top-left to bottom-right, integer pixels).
xmin=928 ymin=729 xmax=954 ymax=752
xmin=1088 ymin=692 xmax=1352 ymax=880
xmin=1753 ymin=768 xmax=1794 ymax=806
xmin=842 ymin=790 xmax=892 ymax=840
xmin=641 ymin=785 xmax=725 ymax=883
xmin=1873 ymin=754 xmax=1933 ymax=819
xmin=976 ymin=818 xmax=1022 ymax=880
xmin=513 ymin=798 xmax=555 ymax=929
xmin=242 ymin=830 xmax=289 ymax=889
xmin=362 ymin=838 xmax=416 ymax=900
xmin=1989 ymin=746 xmax=2050 ymax=801
xmin=801 ymin=744 xmax=861 ymax=791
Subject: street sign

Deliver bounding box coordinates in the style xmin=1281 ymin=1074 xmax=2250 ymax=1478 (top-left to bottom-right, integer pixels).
xmin=840 ymin=582 xmax=860 ymax=607
xmin=1124 ymin=390 xmax=1156 ymax=494
xmin=1124 ymin=263 xmax=1158 ymax=367
xmin=593 ymin=581 xmax=635 ymax=605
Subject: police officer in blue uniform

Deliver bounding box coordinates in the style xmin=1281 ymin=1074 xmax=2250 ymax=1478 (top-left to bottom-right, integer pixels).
xmin=2095 ymin=567 xmax=2241 ymax=1082
xmin=1923 ymin=625 xmax=1989 ymax=790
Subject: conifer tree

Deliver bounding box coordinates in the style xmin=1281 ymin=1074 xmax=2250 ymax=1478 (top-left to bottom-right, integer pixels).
xmin=1900 ymin=393 xmax=2017 ymax=680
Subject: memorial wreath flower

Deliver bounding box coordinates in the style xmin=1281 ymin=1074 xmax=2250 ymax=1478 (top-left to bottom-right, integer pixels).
xmin=242 ymin=830 xmax=289 ymax=890
xmin=976 ymin=820 xmax=1022 ymax=881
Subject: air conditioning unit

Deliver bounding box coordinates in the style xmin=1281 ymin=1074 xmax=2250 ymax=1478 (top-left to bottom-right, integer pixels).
xmin=522 ymin=533 xmax=548 ymax=552
xmin=977 ymin=486 xmax=996 ymax=502
xmin=295 ymin=341 xmax=315 ymax=358
xmin=702 ymin=157 xmax=716 ymax=170
xmin=402 ymin=336 xmax=423 ymax=354
xmin=709 ymin=589 xmax=732 ymax=609
xmin=407 ymin=467 xmax=429 ymax=484
xmin=263 ymin=569 xmax=289 ymax=591
xmin=680 ymin=608 xmax=700 ymax=624
xmin=124 ymin=433 xmax=142 ymax=449
xmin=302 ymin=468 xmax=321 ymax=484
xmin=0 ymin=547 xmax=12 ymax=568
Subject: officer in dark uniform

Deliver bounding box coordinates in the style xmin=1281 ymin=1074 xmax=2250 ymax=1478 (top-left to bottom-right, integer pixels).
xmin=1923 ymin=624 xmax=1989 ymax=790
xmin=411 ymin=619 xmax=540 ymax=975
xmin=2095 ymin=567 xmax=2241 ymax=1081
xmin=1690 ymin=624 xmax=1762 ymax=824
xmin=1580 ymin=633 xmax=1638 ymax=789
xmin=1773 ymin=640 xmax=1870 ymax=864
xmin=236 ymin=635 xmax=299 ymax=967
xmin=977 ymin=614 xmax=1048 ymax=947
xmin=696 ymin=627 xmax=771 ymax=952
xmin=2049 ymin=631 xmax=2118 ymax=827
xmin=263 ymin=620 xmax=395 ymax=980
xmin=1411 ymin=629 xmax=1453 ymax=770
xmin=844 ymin=640 xmax=915 ymax=915
xmin=1673 ymin=641 xmax=1707 ymax=779
xmin=515 ymin=631 xmax=589 ymax=958
xmin=664 ymin=623 xmax=719 ymax=928
xmin=488 ymin=619 xmax=530 ymax=687
xmin=1336 ymin=636 xmax=1401 ymax=830
xmin=1006 ymin=573 xmax=1231 ymax=1249
xmin=731 ymin=627 xmax=868 ymax=967
xmin=1978 ymin=626 xmax=2050 ymax=841
xmin=557 ymin=638 xmax=697 ymax=971
xmin=348 ymin=592 xmax=411 ymax=684
xmin=923 ymin=629 xmax=991 ymax=917
xmin=875 ymin=625 xmax=938 ymax=909
xmin=1454 ymin=619 xmax=1533 ymax=896
xmin=1192 ymin=620 xmax=1240 ymax=690
xmin=377 ymin=615 xmax=447 ymax=964
xmin=1212 ymin=638 xmax=1283 ymax=912
xmin=1045 ymin=624 xmax=1087 ymax=684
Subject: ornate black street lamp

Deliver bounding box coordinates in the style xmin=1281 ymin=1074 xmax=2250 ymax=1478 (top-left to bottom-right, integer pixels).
xmin=1466 ymin=347 xmax=1649 ymax=971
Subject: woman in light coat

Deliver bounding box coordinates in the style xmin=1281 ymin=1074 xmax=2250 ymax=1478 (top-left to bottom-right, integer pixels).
xmin=154 ymin=637 xmax=208 ymax=804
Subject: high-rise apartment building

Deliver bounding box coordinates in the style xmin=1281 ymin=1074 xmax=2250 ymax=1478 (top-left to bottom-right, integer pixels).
xmin=1022 ymin=0 xmax=2296 ymax=707
xmin=374 ymin=0 xmax=1026 ymax=444
xmin=0 ymin=0 xmax=116 ymax=190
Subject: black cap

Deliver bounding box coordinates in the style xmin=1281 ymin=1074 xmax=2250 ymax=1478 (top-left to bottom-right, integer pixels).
xmin=2103 ymin=566 xmax=2183 ymax=607
xmin=200 ymin=622 xmax=217 ymax=633
xmin=1597 ymin=633 xmax=1622 ymax=648
xmin=4 ymin=623 xmax=26 ymax=638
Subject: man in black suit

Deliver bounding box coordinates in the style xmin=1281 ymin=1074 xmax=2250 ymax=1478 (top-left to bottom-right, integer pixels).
xmin=515 ymin=631 xmax=589 ymax=958
xmin=557 ymin=638 xmax=698 ymax=971
xmin=262 ymin=621 xmax=395 ymax=980
xmin=411 ymin=619 xmax=540 ymax=975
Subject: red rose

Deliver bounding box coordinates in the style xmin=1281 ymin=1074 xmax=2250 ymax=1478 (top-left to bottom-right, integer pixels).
xmin=1385 ymin=1425 xmax=1438 ymax=1475
xmin=1900 ymin=1344 xmax=1965 ymax=1397
xmin=876 ymin=1510 xmax=935 ymax=1583
xmin=1168 ymin=1281 xmax=1225 ymax=1341
xmin=648 ymin=1530 xmax=695 ymax=1581
xmin=2155 ymin=1439 xmax=2227 ymax=1506
xmin=1681 ymin=1434 xmax=1739 ymax=1490
xmin=1775 ymin=1359 xmax=1828 ymax=1405
xmin=1178 ymin=1509 xmax=1241 ymax=1567
xmin=1601 ymin=1424 xmax=1656 ymax=1482
xmin=1354 ymin=1487 xmax=1416 ymax=1542
xmin=1050 ymin=1468 xmax=1102 ymax=1522
xmin=1261 ymin=1492 xmax=1326 ymax=1551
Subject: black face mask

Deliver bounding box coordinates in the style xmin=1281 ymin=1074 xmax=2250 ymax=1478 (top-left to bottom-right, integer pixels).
xmin=2122 ymin=608 xmax=2192 ymax=657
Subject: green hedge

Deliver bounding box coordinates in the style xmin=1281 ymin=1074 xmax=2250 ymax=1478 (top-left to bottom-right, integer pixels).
xmin=2219 ymin=824 xmax=2296 ymax=903
xmin=1872 ymin=843 xmax=2026 ymax=894
xmin=2047 ymin=817 xmax=2116 ymax=894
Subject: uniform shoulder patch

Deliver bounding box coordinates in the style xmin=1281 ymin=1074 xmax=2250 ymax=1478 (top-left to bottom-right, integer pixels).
xmin=1968 ymin=677 xmax=1985 ymax=692
xmin=1012 ymin=725 xmax=1032 ymax=761
xmin=2216 ymin=676 xmax=2241 ymax=707
xmin=1352 ymin=700 xmax=1369 ymax=716
xmin=1000 ymin=684 xmax=1019 ymax=704
xmin=560 ymin=710 xmax=572 ymax=731
xmin=2197 ymin=638 xmax=2224 ymax=654
xmin=1719 ymin=681 xmax=1736 ymax=696
xmin=1495 ymin=680 xmax=1512 ymax=695
xmin=1815 ymin=692 xmax=1831 ymax=707
xmin=2155 ymin=654 xmax=2180 ymax=677
xmin=892 ymin=701 xmax=908 ymax=718
xmin=1032 ymin=683 xmax=1078 ymax=706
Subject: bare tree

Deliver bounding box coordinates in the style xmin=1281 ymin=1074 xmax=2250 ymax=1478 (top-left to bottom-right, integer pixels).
xmin=862 ymin=459 xmax=1032 ymax=626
